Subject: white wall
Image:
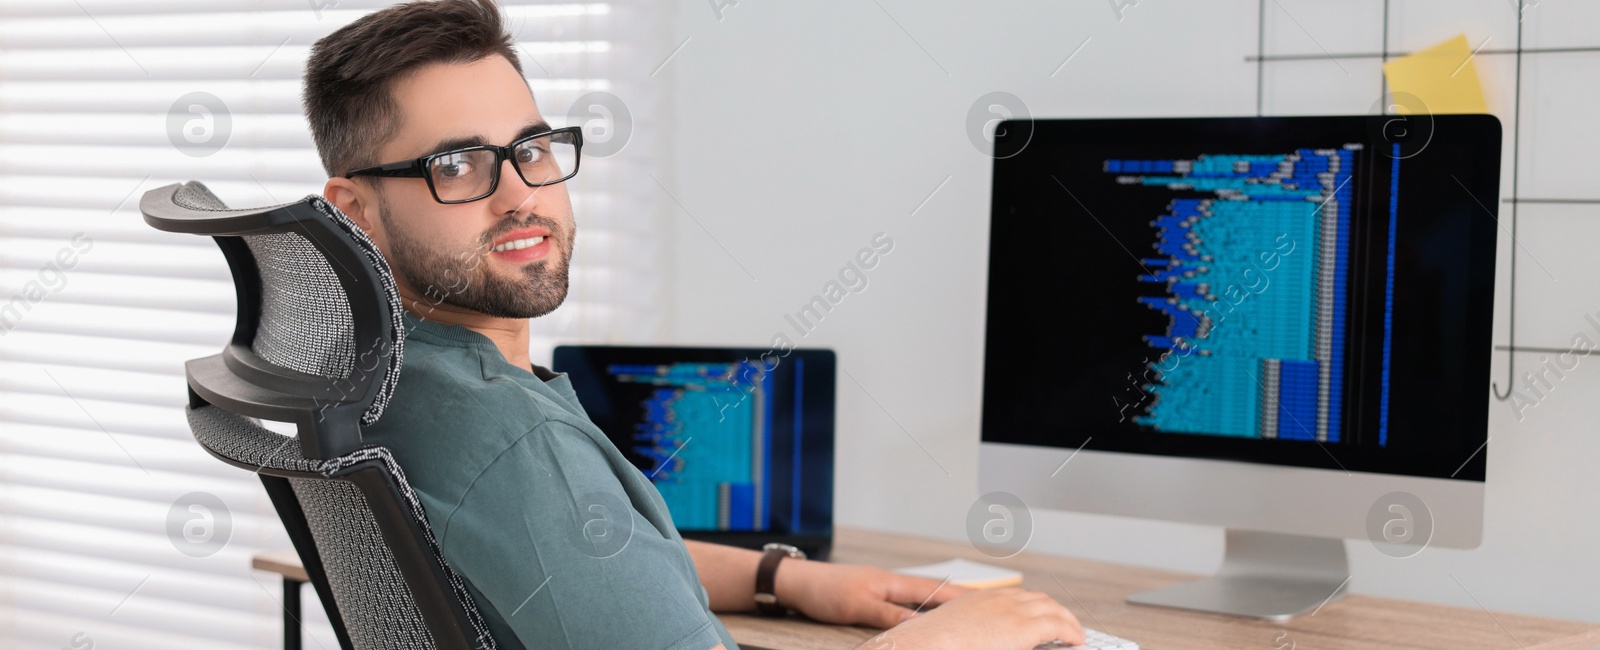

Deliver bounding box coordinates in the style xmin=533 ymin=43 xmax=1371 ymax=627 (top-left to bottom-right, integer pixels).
xmin=652 ymin=0 xmax=1600 ymax=624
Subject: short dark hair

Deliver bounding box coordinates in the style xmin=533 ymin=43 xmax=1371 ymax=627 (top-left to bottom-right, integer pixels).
xmin=303 ymin=0 xmax=523 ymax=178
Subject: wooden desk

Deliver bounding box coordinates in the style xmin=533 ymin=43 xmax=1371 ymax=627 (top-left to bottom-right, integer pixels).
xmin=719 ymin=527 xmax=1600 ymax=650
xmin=252 ymin=528 xmax=1600 ymax=650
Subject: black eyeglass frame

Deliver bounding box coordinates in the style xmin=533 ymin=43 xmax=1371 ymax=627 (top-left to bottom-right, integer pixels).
xmin=342 ymin=126 xmax=583 ymax=204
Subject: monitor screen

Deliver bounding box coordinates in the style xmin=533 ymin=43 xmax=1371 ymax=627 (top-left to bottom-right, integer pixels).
xmin=552 ymin=346 xmax=835 ymax=536
xmin=981 ymin=115 xmax=1499 ymax=481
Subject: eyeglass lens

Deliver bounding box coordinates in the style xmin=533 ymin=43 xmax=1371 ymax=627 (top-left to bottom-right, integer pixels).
xmin=426 ymin=132 xmax=578 ymax=202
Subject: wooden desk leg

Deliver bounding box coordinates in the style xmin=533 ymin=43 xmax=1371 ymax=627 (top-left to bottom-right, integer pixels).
xmin=283 ymin=576 xmax=303 ymax=650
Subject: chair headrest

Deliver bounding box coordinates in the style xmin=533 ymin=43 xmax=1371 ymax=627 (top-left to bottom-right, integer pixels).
xmin=142 ymin=181 xmax=406 ymax=456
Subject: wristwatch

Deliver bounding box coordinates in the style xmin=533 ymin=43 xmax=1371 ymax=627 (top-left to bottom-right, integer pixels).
xmin=754 ymin=542 xmax=806 ymax=616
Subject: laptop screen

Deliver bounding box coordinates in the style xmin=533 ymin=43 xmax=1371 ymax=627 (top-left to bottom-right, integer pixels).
xmin=553 ymin=346 xmax=835 ymax=538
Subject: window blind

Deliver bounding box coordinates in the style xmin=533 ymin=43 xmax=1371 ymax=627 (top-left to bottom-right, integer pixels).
xmin=0 ymin=1 xmax=667 ymax=647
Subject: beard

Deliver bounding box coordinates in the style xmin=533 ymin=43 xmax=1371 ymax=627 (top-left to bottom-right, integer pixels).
xmin=378 ymin=192 xmax=573 ymax=319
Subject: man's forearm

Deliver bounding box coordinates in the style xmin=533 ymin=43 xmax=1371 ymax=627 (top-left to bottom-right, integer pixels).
xmin=683 ymin=540 xmax=764 ymax=611
xmin=686 ymin=539 xmax=825 ymax=613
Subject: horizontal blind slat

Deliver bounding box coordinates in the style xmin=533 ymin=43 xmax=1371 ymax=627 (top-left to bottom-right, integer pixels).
xmin=0 ymin=275 xmax=236 ymax=315
xmin=0 ymin=421 xmax=244 ymax=478
xmin=0 ymin=514 xmax=279 ymax=575
xmin=0 ymin=575 xmax=290 ymax=649
xmin=0 ymin=601 xmax=291 ymax=650
xmin=0 ymin=329 xmax=219 ymax=374
xmin=1 ymin=0 xmax=609 ymax=18
xmin=0 ymin=42 xmax=610 ymax=80
xmin=0 ymin=484 xmax=282 ymax=548
xmin=0 ymin=545 xmax=330 ymax=627
xmin=0 ymin=78 xmax=611 ymax=113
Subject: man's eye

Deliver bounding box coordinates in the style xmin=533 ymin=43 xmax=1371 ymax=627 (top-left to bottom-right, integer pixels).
xmin=516 ymin=147 xmax=543 ymax=164
xmin=438 ymin=161 xmax=472 ymax=178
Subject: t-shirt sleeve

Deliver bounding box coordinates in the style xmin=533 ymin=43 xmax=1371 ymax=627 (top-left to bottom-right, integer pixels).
xmin=436 ymin=419 xmax=724 ymax=650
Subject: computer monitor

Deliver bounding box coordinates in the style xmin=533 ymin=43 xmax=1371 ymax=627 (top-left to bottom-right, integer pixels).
xmin=978 ymin=115 xmax=1501 ymax=619
xmin=552 ymin=345 xmax=837 ymax=559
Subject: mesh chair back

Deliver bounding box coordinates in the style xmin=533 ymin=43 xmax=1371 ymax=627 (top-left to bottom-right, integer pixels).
xmin=143 ymin=181 xmax=498 ymax=650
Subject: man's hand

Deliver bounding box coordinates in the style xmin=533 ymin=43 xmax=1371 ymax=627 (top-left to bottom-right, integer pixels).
xmin=774 ymin=559 xmax=972 ymax=628
xmin=859 ymin=587 xmax=1086 ymax=650
xmin=680 ymin=541 xmax=1083 ymax=648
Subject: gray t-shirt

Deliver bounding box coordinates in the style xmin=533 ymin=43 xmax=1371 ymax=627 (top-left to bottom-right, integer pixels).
xmin=361 ymin=312 xmax=739 ymax=650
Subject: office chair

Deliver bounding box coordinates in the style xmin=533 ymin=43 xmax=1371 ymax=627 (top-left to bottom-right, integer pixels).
xmin=140 ymin=181 xmax=499 ymax=650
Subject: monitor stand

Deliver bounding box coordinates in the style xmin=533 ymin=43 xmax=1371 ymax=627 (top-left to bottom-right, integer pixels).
xmin=1127 ymin=529 xmax=1350 ymax=621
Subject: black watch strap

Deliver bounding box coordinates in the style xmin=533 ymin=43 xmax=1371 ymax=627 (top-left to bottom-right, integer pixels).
xmin=754 ymin=543 xmax=803 ymax=615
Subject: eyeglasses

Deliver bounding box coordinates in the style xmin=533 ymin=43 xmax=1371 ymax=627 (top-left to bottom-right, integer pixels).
xmin=344 ymin=126 xmax=582 ymax=204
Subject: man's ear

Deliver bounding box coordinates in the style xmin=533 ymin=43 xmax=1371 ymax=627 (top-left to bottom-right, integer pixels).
xmin=323 ymin=177 xmax=380 ymax=237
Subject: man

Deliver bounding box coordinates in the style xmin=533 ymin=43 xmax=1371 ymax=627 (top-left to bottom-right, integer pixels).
xmin=308 ymin=1 xmax=1086 ymax=648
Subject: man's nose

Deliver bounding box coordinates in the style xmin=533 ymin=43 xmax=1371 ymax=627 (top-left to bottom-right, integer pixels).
xmin=490 ymin=157 xmax=541 ymax=215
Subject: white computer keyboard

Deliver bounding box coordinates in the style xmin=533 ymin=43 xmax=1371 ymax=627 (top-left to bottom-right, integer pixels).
xmin=1035 ymin=627 xmax=1139 ymax=649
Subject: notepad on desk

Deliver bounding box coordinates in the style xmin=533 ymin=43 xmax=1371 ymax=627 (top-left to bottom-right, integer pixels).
xmin=893 ymin=558 xmax=1024 ymax=589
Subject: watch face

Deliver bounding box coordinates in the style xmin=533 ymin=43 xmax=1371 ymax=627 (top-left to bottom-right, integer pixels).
xmin=764 ymin=542 xmax=805 ymax=559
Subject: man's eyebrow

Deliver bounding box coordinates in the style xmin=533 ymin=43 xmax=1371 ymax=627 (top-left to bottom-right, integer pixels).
xmin=421 ymin=121 xmax=553 ymax=157
xmin=514 ymin=120 xmax=553 ymax=142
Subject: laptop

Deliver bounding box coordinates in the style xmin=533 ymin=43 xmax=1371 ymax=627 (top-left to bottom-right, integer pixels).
xmin=552 ymin=345 xmax=836 ymax=560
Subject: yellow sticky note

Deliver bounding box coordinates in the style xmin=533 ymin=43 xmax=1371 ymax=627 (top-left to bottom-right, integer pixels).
xmin=1382 ymin=34 xmax=1489 ymax=114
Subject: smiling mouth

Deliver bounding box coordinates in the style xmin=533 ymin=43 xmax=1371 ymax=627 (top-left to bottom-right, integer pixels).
xmin=490 ymin=235 xmax=547 ymax=252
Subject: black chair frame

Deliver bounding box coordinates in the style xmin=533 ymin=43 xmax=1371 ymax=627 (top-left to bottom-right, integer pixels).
xmin=142 ymin=182 xmax=489 ymax=650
